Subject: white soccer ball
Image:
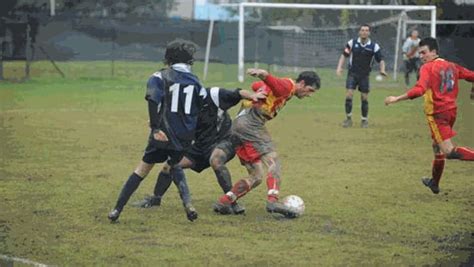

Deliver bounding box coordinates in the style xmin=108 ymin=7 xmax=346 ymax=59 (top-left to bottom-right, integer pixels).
xmin=375 ymin=74 xmax=383 ymax=82
xmin=282 ymin=195 xmax=305 ymax=217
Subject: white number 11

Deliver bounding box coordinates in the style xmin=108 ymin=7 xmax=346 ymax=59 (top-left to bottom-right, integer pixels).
xmin=170 ymin=84 xmax=194 ymax=114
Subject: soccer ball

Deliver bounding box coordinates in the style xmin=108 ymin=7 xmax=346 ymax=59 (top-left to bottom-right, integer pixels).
xmin=375 ymin=74 xmax=383 ymax=82
xmin=282 ymin=195 xmax=305 ymax=217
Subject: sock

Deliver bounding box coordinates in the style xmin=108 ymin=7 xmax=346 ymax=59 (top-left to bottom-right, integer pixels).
xmin=114 ymin=172 xmax=143 ymax=212
xmin=220 ymin=179 xmax=251 ymax=204
xmin=447 ymin=147 xmax=474 ymax=161
xmin=266 ymin=173 xmax=280 ymax=203
xmin=345 ymin=98 xmax=353 ymax=117
xmin=431 ymin=154 xmax=445 ymax=186
xmin=153 ymin=171 xmax=172 ymax=198
xmin=170 ymin=167 xmax=192 ymax=206
xmin=361 ymin=99 xmax=369 ymax=119
xmin=213 ymin=165 xmax=233 ymax=193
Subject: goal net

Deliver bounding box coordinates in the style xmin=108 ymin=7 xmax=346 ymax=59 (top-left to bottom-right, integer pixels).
xmin=221 ymin=3 xmax=436 ymax=82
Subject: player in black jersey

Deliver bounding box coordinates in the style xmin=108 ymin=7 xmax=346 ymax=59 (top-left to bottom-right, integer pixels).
xmin=336 ymin=24 xmax=387 ymax=128
xmin=108 ymin=40 xmax=206 ymax=222
xmin=134 ymin=87 xmax=266 ymax=214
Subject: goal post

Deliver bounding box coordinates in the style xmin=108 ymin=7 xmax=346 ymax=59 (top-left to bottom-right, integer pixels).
xmin=236 ymin=3 xmax=437 ymax=82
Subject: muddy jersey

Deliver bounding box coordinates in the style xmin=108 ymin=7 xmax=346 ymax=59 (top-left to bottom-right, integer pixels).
xmin=232 ymin=74 xmax=295 ymax=143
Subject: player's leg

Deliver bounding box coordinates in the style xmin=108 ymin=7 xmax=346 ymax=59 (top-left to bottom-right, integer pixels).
xmin=214 ymin=161 xmax=265 ymax=214
xmin=422 ymin=144 xmax=445 ymax=194
xmin=343 ymin=83 xmax=355 ymax=128
xmin=261 ymin=152 xmax=281 ymax=203
xmin=440 ymin=140 xmax=474 ymax=161
xmin=134 ymin=156 xmax=194 ymax=208
xmin=404 ymin=60 xmax=411 ymax=86
xmin=359 ymin=76 xmax=370 ymax=128
xmin=168 ymin=152 xmax=198 ymax=221
xmin=210 ymin=140 xmax=245 ymax=214
xmin=108 ymin=160 xmax=155 ymax=222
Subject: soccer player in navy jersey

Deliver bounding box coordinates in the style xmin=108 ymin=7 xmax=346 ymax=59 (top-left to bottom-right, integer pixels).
xmin=134 ymin=87 xmax=266 ymax=214
xmin=108 ymin=40 xmax=206 ymax=222
xmin=336 ymin=24 xmax=387 ymax=128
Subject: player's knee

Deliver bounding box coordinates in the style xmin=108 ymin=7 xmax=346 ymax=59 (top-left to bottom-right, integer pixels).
xmin=446 ymin=148 xmax=461 ymax=159
xmin=135 ymin=162 xmax=153 ymax=178
xmin=249 ymin=175 xmax=263 ymax=188
xmin=161 ymin=163 xmax=171 ymax=174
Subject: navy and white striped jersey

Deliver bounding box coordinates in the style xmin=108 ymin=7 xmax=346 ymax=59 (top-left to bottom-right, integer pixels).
xmin=193 ymin=87 xmax=242 ymax=153
xmin=145 ymin=63 xmax=207 ymax=151
xmin=343 ymin=38 xmax=383 ymax=76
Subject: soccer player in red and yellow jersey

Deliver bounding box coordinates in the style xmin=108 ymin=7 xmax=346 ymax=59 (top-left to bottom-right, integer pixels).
xmin=213 ymin=68 xmax=320 ymax=217
xmin=385 ymin=37 xmax=474 ymax=194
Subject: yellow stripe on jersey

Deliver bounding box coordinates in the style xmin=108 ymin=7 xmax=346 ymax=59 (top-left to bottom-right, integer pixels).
xmin=423 ymin=89 xmax=435 ymax=115
xmin=427 ymin=115 xmax=443 ymax=143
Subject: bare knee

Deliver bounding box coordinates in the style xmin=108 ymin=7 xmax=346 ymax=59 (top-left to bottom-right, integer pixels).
xmin=134 ymin=161 xmax=154 ymax=178
xmin=210 ymin=149 xmax=227 ymax=170
xmin=161 ymin=163 xmax=171 ymax=174
xmin=345 ymin=90 xmax=354 ymax=98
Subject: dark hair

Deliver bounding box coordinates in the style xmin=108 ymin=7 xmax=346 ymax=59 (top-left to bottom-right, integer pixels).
xmin=164 ymin=39 xmax=197 ymax=65
xmin=419 ymin=37 xmax=439 ymax=54
xmin=296 ymin=71 xmax=321 ymax=89
xmin=360 ymin=24 xmax=371 ymax=31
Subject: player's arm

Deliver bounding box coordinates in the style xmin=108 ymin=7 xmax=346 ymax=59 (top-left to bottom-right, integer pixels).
xmin=337 ymin=40 xmax=352 ymax=76
xmin=247 ymin=69 xmax=293 ymax=97
xmin=455 ymin=64 xmax=474 ymax=82
xmin=209 ymin=87 xmax=265 ymax=111
xmin=385 ymin=65 xmax=429 ymax=105
xmin=145 ymin=76 xmax=168 ymax=141
xmin=374 ymin=43 xmax=387 ymax=76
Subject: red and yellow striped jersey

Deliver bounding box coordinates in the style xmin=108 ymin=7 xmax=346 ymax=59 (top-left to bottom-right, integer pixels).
xmin=407 ymin=58 xmax=474 ymax=115
xmin=241 ymin=74 xmax=296 ymax=120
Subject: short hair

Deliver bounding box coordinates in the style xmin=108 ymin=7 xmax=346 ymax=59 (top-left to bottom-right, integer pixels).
xmin=419 ymin=37 xmax=439 ymax=53
xmin=360 ymin=24 xmax=371 ymax=31
xmin=296 ymin=71 xmax=321 ymax=89
xmin=164 ymin=39 xmax=197 ymax=65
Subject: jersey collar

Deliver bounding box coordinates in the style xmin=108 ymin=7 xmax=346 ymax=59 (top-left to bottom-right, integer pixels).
xmin=172 ymin=63 xmax=192 ymax=73
xmin=357 ymin=37 xmax=371 ymax=46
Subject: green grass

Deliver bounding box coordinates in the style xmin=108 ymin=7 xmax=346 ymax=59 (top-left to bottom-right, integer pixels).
xmin=0 ymin=61 xmax=473 ymax=266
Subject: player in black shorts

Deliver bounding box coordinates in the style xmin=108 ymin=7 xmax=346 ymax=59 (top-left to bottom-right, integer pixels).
xmin=336 ymin=24 xmax=387 ymax=128
xmin=134 ymin=87 xmax=266 ymax=214
xmin=108 ymin=40 xmax=206 ymax=222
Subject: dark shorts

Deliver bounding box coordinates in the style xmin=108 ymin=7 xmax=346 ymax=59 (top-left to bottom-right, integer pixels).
xmin=404 ymin=58 xmax=421 ymax=74
xmin=184 ymin=139 xmax=236 ymax=173
xmin=142 ymin=142 xmax=184 ymax=166
xmin=346 ymin=73 xmax=370 ymax=93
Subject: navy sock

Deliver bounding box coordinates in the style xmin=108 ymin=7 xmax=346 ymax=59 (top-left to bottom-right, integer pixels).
xmin=114 ymin=172 xmax=143 ymax=212
xmin=345 ymin=98 xmax=353 ymax=116
xmin=214 ymin=165 xmax=233 ymax=193
xmin=170 ymin=167 xmax=192 ymax=206
xmin=154 ymin=171 xmax=172 ymax=198
xmin=361 ymin=100 xmax=369 ymax=119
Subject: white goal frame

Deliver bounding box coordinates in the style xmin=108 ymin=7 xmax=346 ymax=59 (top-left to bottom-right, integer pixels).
xmin=234 ymin=3 xmax=437 ymax=82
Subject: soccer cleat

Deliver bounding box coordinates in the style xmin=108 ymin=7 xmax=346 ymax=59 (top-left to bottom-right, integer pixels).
xmin=266 ymin=201 xmax=297 ymax=218
xmin=212 ymin=202 xmax=233 ymax=215
xmin=108 ymin=209 xmax=121 ymax=222
xmin=231 ymin=202 xmax=246 ymax=215
xmin=361 ymin=120 xmax=369 ymax=128
xmin=342 ymin=118 xmax=353 ymax=128
xmin=421 ymin=177 xmax=440 ymax=194
xmin=132 ymin=195 xmax=161 ymax=208
xmin=184 ymin=203 xmax=198 ymax=222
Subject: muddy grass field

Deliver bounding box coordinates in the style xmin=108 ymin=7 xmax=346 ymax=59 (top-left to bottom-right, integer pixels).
xmin=0 ymin=61 xmax=473 ymax=266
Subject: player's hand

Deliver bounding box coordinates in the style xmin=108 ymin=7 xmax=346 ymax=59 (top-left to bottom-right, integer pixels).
xmin=153 ymin=130 xmax=168 ymax=142
xmin=336 ymin=68 xmax=343 ymax=77
xmin=384 ymin=96 xmax=398 ymax=106
xmin=380 ymin=70 xmax=388 ymax=77
xmin=247 ymin=68 xmax=268 ymax=79
xmin=251 ymin=91 xmax=267 ymax=102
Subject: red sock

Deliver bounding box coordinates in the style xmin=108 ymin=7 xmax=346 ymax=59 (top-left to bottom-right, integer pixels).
xmin=266 ymin=173 xmax=280 ymax=203
xmin=432 ymin=154 xmax=445 ymax=186
xmin=454 ymin=147 xmax=474 ymax=161
xmin=219 ymin=179 xmax=251 ymax=204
